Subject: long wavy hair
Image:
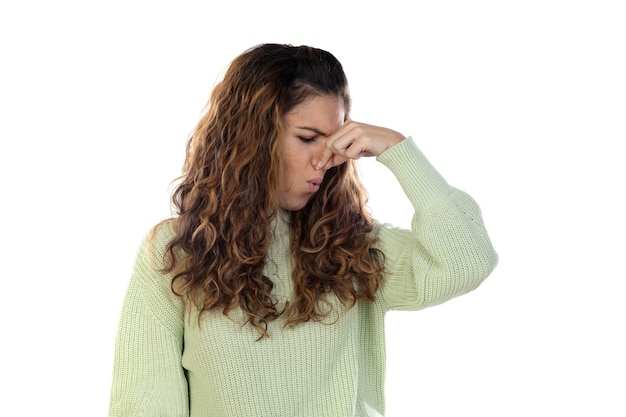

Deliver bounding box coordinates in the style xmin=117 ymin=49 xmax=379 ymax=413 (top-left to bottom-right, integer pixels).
xmin=160 ymin=43 xmax=385 ymax=338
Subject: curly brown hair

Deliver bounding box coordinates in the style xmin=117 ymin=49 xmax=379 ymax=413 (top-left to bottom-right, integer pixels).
xmin=160 ymin=44 xmax=384 ymax=338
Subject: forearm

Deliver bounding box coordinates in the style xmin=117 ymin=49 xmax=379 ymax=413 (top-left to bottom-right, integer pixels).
xmin=375 ymin=137 xmax=498 ymax=310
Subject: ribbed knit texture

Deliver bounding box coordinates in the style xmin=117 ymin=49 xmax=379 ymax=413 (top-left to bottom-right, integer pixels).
xmin=109 ymin=137 xmax=498 ymax=417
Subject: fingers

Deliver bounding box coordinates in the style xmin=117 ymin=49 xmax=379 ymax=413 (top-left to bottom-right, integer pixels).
xmin=317 ymin=121 xmax=404 ymax=169
xmin=317 ymin=121 xmax=361 ymax=169
xmin=316 ymin=144 xmax=336 ymax=170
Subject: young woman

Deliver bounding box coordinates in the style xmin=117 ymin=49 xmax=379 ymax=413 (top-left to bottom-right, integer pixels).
xmin=108 ymin=43 xmax=498 ymax=417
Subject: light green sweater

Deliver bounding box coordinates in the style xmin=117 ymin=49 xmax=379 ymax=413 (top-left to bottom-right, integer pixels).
xmin=108 ymin=137 xmax=498 ymax=417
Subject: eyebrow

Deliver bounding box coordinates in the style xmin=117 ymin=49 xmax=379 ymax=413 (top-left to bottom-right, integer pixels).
xmin=295 ymin=126 xmax=329 ymax=137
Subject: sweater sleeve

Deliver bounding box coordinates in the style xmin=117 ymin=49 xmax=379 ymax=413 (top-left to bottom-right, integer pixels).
xmin=374 ymin=137 xmax=498 ymax=311
xmin=108 ymin=222 xmax=189 ymax=417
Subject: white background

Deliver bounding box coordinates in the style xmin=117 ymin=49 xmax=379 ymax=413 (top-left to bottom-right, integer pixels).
xmin=1 ymin=0 xmax=625 ymax=416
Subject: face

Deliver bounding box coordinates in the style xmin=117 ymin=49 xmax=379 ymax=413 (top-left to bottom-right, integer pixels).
xmin=277 ymin=94 xmax=345 ymax=211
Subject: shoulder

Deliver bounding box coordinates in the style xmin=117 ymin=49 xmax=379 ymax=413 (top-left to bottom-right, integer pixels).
xmin=148 ymin=219 xmax=177 ymax=246
xmin=130 ymin=219 xmax=185 ymax=327
xmin=128 ymin=219 xmax=179 ymax=295
xmin=140 ymin=219 xmax=177 ymax=269
xmin=120 ymin=220 xmax=185 ymax=338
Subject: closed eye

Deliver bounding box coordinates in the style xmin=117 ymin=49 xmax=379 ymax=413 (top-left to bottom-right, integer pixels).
xmin=298 ymin=136 xmax=316 ymax=144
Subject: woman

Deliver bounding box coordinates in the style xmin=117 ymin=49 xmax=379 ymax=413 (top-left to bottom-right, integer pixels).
xmin=108 ymin=43 xmax=497 ymax=417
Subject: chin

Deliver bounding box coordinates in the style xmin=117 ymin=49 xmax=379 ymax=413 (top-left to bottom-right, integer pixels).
xmin=280 ymin=197 xmax=311 ymax=212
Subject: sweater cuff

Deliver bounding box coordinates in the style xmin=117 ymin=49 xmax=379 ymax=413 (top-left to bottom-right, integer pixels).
xmin=376 ymin=136 xmax=451 ymax=211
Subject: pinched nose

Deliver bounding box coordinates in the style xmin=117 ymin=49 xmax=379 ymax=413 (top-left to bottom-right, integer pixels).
xmin=313 ymin=158 xmax=329 ymax=171
xmin=314 ymin=154 xmax=348 ymax=170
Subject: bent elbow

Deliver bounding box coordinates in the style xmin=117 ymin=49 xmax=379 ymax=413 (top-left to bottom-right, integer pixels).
xmin=466 ymin=247 xmax=498 ymax=291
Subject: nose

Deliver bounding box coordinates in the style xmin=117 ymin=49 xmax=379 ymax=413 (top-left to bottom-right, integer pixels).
xmin=313 ymin=148 xmax=346 ymax=170
xmin=312 ymin=139 xmax=332 ymax=171
xmin=312 ymin=157 xmax=331 ymax=171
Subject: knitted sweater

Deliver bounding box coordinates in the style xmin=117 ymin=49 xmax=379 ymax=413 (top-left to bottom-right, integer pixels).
xmin=108 ymin=137 xmax=498 ymax=417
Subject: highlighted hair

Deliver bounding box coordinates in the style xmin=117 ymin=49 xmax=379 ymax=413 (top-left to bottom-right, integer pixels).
xmin=160 ymin=44 xmax=384 ymax=338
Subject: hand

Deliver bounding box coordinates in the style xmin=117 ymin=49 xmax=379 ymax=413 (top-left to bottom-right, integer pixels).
xmin=316 ymin=121 xmax=405 ymax=169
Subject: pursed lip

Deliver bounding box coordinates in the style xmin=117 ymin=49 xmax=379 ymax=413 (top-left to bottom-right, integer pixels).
xmin=307 ymin=177 xmax=323 ymax=192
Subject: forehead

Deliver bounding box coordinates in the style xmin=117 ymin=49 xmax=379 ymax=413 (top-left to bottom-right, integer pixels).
xmin=284 ymin=95 xmax=345 ymax=133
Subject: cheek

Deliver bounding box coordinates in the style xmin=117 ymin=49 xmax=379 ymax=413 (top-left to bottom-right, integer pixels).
xmin=281 ymin=145 xmax=303 ymax=174
xmin=278 ymin=163 xmax=291 ymax=187
xmin=277 ymin=146 xmax=297 ymax=188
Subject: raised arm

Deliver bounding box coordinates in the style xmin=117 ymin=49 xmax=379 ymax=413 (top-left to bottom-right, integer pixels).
xmin=373 ymin=137 xmax=498 ymax=310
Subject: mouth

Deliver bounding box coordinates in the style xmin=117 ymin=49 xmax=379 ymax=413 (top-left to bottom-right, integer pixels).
xmin=307 ymin=177 xmax=323 ymax=193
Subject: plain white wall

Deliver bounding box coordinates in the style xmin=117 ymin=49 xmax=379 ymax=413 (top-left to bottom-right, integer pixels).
xmin=1 ymin=1 xmax=624 ymax=415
